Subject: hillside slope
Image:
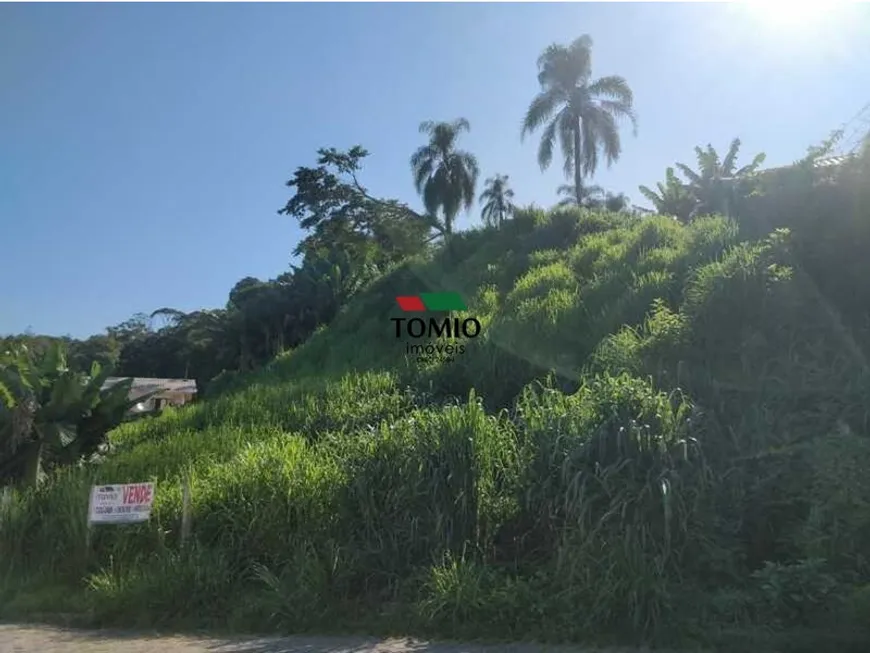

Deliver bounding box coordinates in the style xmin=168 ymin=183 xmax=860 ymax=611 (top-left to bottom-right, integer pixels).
xmin=4 ymin=202 xmax=870 ymax=650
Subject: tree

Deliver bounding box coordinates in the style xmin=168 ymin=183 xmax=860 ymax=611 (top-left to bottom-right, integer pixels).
xmin=410 ymin=119 xmax=480 ymax=237
xmin=68 ymin=334 xmax=121 ymax=373
xmin=279 ymin=146 xmax=432 ymax=265
xmin=148 ymin=307 xmax=235 ymax=381
xmin=556 ymin=184 xmax=628 ymax=213
xmin=603 ymin=191 xmax=629 ymax=213
xmin=676 ymin=138 xmax=766 ymax=218
xmin=479 ymin=174 xmax=515 ymax=228
xmin=638 ymin=167 xmax=697 ymax=223
xmin=0 ymin=343 xmax=142 ymax=487
xmin=522 ymin=35 xmax=637 ymax=207
xmin=557 ymin=183 xmax=604 ymax=208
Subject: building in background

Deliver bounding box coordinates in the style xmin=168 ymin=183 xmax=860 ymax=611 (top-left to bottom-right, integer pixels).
xmin=102 ymin=377 xmax=197 ymax=414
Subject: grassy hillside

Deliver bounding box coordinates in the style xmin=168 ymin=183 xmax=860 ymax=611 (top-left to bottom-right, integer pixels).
xmin=4 ymin=193 xmax=870 ymax=649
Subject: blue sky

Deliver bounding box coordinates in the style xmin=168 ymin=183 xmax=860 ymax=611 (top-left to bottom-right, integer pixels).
xmin=2 ymin=2 xmax=868 ymax=338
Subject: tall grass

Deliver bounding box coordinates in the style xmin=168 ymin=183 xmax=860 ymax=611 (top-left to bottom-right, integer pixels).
xmin=4 ymin=195 xmax=870 ymax=649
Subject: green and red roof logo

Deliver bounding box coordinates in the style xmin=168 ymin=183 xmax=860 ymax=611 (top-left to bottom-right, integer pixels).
xmin=395 ymin=292 xmax=467 ymax=312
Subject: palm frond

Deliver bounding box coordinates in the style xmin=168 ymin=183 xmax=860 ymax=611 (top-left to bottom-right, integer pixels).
xmin=722 ymin=138 xmax=742 ymax=174
xmin=580 ymin=111 xmax=599 ymax=177
xmin=587 ymin=75 xmax=633 ymax=104
xmin=638 ymin=184 xmax=661 ymax=205
xmin=598 ymin=99 xmax=638 ymax=135
xmin=537 ymin=118 xmax=558 ymax=171
xmin=414 ymin=160 xmax=436 ymax=195
xmin=522 ymin=90 xmax=561 ymax=139
xmin=592 ymin=108 xmax=621 ymax=168
xmin=557 ymin=110 xmax=576 ymax=179
xmin=735 ymin=152 xmax=767 ymax=176
xmin=676 ymin=162 xmax=702 ymax=185
xmin=422 ymin=170 xmax=444 ymax=217
xmin=452 ymin=118 xmax=471 ymax=134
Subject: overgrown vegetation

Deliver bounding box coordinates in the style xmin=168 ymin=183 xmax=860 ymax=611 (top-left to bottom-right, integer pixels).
xmin=3 ymin=30 xmax=870 ymax=653
xmin=0 ymin=344 xmax=144 ymax=487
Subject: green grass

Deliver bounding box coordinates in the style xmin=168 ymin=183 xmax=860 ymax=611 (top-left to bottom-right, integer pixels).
xmin=3 ymin=204 xmax=870 ymax=650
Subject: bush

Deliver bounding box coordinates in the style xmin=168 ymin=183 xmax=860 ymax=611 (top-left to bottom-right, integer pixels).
xmin=749 ymin=559 xmax=843 ymax=628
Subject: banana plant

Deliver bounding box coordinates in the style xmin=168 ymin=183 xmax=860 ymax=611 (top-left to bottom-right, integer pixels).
xmin=0 ymin=343 xmax=148 ymax=487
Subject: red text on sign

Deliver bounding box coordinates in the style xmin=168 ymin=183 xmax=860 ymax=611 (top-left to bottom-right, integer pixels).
xmin=123 ymin=484 xmax=153 ymax=505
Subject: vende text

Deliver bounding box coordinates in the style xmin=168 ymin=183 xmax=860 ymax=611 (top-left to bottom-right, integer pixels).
xmin=123 ymin=484 xmax=153 ymax=505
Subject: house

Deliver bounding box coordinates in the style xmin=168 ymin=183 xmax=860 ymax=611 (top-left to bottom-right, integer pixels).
xmin=755 ymin=154 xmax=854 ymax=180
xmin=102 ymin=377 xmax=197 ymax=414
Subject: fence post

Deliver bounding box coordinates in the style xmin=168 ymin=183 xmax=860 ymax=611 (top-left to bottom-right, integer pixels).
xmin=84 ymin=485 xmax=94 ymax=563
xmin=181 ymin=473 xmax=192 ymax=549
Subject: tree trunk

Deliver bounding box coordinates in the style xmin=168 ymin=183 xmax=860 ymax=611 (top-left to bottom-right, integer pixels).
xmin=22 ymin=440 xmax=43 ymax=489
xmin=573 ymin=120 xmax=584 ymax=207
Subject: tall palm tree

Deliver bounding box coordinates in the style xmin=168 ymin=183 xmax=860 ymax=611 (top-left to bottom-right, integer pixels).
xmin=410 ymin=118 xmax=479 ymax=237
xmin=638 ymin=167 xmax=697 ymax=223
xmin=522 ymin=35 xmax=637 ymax=207
xmin=479 ymin=174 xmax=515 ymax=227
xmin=676 ymin=138 xmax=766 ymax=218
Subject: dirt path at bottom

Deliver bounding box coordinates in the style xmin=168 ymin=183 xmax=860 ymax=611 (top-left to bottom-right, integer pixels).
xmin=0 ymin=625 xmax=674 ymax=653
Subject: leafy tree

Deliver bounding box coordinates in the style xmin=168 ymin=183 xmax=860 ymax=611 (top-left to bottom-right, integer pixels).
xmin=522 ymin=35 xmax=637 ymax=207
xmin=279 ymin=146 xmax=431 ymax=265
xmin=68 ymin=334 xmax=121 ymax=373
xmin=479 ymin=174 xmax=515 ymax=228
xmin=107 ymin=313 xmax=152 ymax=351
xmin=638 ymin=167 xmax=697 ymax=223
xmin=410 ymin=119 xmax=480 ymax=237
xmin=147 ymin=307 xmax=235 ymax=381
xmin=676 ymin=138 xmax=766 ymax=218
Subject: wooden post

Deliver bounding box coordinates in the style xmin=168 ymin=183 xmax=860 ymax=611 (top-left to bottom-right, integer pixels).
xmin=181 ymin=474 xmax=192 ymax=549
xmin=84 ymin=485 xmax=94 ymax=564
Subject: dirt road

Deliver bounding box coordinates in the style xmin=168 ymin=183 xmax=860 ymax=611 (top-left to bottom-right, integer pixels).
xmin=0 ymin=625 xmax=668 ymax=653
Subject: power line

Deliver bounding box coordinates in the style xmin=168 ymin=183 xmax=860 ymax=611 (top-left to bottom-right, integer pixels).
xmin=834 ymin=101 xmax=870 ymax=155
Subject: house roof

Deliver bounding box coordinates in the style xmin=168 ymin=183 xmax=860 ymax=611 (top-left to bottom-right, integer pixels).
xmin=814 ymin=155 xmax=852 ymax=168
xmin=758 ymin=154 xmax=854 ymax=176
xmin=102 ymin=377 xmax=197 ymax=396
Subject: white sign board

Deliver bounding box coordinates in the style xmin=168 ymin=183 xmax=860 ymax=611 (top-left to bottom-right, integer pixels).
xmin=88 ymin=483 xmax=155 ymax=524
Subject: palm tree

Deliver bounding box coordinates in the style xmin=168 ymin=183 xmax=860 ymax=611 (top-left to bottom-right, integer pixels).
xmin=479 ymin=174 xmax=515 ymax=227
xmin=410 ymin=118 xmax=479 ymax=237
xmin=603 ymin=191 xmax=629 ymax=213
xmin=676 ymin=138 xmax=766 ymax=218
xmin=556 ymin=183 xmax=604 ymax=208
xmin=522 ymin=35 xmax=637 ymax=207
xmin=639 ymin=167 xmax=697 ymax=223
xmin=557 ymin=184 xmax=630 ymax=213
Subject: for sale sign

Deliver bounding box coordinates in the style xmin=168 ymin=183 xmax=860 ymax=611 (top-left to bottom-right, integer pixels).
xmin=88 ymin=483 xmax=155 ymax=524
